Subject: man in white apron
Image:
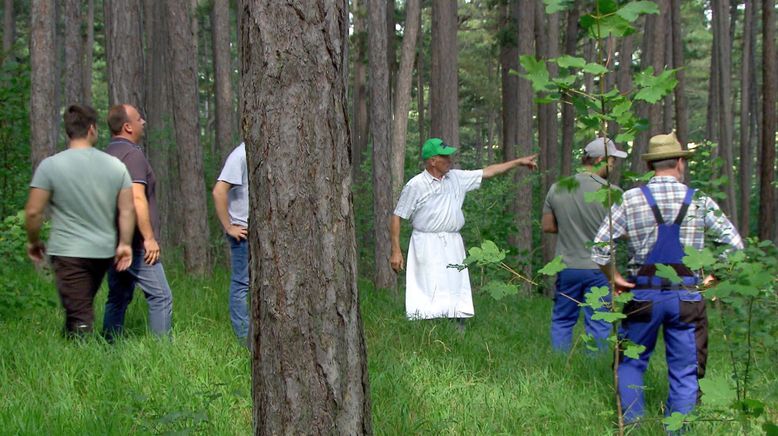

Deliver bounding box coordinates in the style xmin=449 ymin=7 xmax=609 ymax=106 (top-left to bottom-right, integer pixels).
xmin=390 ymin=138 xmax=537 ymax=322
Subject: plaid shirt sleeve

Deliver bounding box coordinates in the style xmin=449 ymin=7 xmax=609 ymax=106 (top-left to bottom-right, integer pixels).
xmin=702 ymin=195 xmax=744 ymax=250
xmin=591 ymin=201 xmax=628 ymax=265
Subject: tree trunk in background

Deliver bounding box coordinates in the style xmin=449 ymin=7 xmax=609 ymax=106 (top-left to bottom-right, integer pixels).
xmin=500 ymin=0 xmax=518 ymax=162
xmin=759 ymin=0 xmax=776 ymax=242
xmin=387 ymin=0 xmax=396 ymax=100
xmin=738 ymin=0 xmax=756 ymax=237
xmin=144 ymin=0 xmax=174 ymax=248
xmin=430 ymin=0 xmax=458 ymax=146
xmin=352 ymin=0 xmax=368 ymax=180
xmin=647 ymin=0 xmax=667 ymax=164
xmin=560 ymin=4 xmax=578 ymax=177
xmin=390 ymin=0 xmax=420 ymax=201
xmin=712 ymin=0 xmax=737 ymax=221
xmin=613 ymin=34 xmax=633 ymax=185
xmin=662 ymin=24 xmax=673 ymax=133
xmin=82 ymin=0 xmax=94 ymax=106
xmin=241 ymin=2 xmax=372 ymax=433
xmin=514 ymin=0 xmax=534 ymax=289
xmin=368 ymin=0 xmax=395 ymax=290
xmin=416 ymin=22 xmax=425 ymax=156
xmin=212 ymin=0 xmax=235 ymax=164
xmin=165 ymin=0 xmax=209 ymax=273
xmin=63 ymin=0 xmax=84 ymax=107
xmin=3 ymin=0 xmax=14 ymax=54
xmin=670 ymin=0 xmax=687 ymax=147
xmin=705 ymin=27 xmax=720 ymax=146
xmin=104 ymin=0 xmax=145 ymax=112
xmin=30 ymin=0 xmax=58 ymax=170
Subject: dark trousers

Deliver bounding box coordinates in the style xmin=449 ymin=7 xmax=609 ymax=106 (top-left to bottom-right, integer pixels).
xmin=51 ymin=256 xmax=113 ymax=335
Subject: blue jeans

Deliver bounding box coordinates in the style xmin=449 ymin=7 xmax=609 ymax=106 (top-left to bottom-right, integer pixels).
xmin=551 ymin=269 xmax=612 ymax=351
xmin=103 ymin=249 xmax=173 ymax=338
xmin=228 ymin=236 xmax=250 ymax=340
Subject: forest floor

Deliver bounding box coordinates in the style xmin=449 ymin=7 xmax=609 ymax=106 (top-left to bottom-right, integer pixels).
xmin=0 ymin=263 xmax=775 ymax=435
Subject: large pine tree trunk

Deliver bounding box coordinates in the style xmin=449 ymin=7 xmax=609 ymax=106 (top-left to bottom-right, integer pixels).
xmin=165 ymin=0 xmax=209 ymax=273
xmin=3 ymin=0 xmax=15 ymax=54
xmin=104 ymin=0 xmax=145 ymax=112
xmin=738 ymin=0 xmax=756 ymax=237
xmin=351 ymin=0 xmax=369 ymax=181
xmin=240 ymin=1 xmax=372 ymax=433
xmin=560 ymin=4 xmax=579 ymax=177
xmin=212 ymin=0 xmax=235 ymax=164
xmin=430 ymin=0 xmax=458 ymax=145
xmin=30 ymin=0 xmax=58 ymax=170
xmin=416 ymin=23 xmax=425 ymax=155
xmin=500 ymin=0 xmax=518 ymax=162
xmin=712 ymin=0 xmax=737 ymax=221
xmin=82 ymin=0 xmax=94 ymax=106
xmin=759 ymin=0 xmax=777 ymax=242
xmin=63 ymin=0 xmax=84 ymax=107
xmin=670 ymin=0 xmax=688 ymax=146
xmin=368 ymin=0 xmax=396 ymax=289
xmin=390 ymin=0 xmax=420 ymax=200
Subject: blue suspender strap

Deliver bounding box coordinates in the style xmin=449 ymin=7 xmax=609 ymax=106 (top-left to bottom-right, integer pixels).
xmin=639 ymin=185 xmax=664 ymax=224
xmin=673 ymin=187 xmax=696 ymax=225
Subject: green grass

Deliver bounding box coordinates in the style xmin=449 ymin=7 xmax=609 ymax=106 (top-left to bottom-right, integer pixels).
xmin=0 ymin=266 xmax=775 ymax=434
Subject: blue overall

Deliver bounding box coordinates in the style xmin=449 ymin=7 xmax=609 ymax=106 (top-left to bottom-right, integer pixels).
xmin=619 ymin=186 xmax=707 ymax=422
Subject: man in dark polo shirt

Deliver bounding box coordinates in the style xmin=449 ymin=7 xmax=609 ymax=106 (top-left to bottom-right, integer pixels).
xmin=102 ymin=104 xmax=173 ymax=339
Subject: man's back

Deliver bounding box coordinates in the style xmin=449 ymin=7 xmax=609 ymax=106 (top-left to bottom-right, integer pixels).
xmin=30 ymin=148 xmax=130 ymax=258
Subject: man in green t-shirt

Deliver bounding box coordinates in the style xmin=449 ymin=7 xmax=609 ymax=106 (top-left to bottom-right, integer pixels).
xmin=542 ymin=138 xmax=627 ymax=351
xmin=25 ymin=104 xmax=136 ymax=337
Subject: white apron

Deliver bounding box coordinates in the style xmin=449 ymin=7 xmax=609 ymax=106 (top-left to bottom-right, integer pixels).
xmin=406 ymin=230 xmax=474 ymax=319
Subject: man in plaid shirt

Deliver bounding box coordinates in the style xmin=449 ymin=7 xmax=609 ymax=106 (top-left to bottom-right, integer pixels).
xmin=591 ymin=132 xmax=743 ymax=423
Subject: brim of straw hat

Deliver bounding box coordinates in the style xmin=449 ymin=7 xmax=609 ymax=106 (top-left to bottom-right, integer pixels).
xmin=641 ymin=149 xmax=694 ymax=161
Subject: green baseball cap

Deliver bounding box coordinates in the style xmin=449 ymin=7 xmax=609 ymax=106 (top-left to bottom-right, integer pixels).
xmin=421 ymin=138 xmax=457 ymax=160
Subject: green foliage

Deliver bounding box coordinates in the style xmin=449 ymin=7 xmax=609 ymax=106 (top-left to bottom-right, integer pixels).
xmin=482 ymin=280 xmax=519 ymax=300
xmin=655 ymin=263 xmax=683 ymax=284
xmin=0 ymin=55 xmax=32 ymax=217
xmin=633 ymin=67 xmax=679 ymax=104
xmin=622 ymin=341 xmax=646 ymax=360
xmin=538 ymin=255 xmax=566 ymax=276
xmin=584 ymin=286 xmax=610 ymax=310
xmin=463 ymin=240 xmax=507 ymax=267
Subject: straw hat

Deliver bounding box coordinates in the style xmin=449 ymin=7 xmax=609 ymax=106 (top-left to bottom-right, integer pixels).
xmin=641 ymin=132 xmax=693 ymax=161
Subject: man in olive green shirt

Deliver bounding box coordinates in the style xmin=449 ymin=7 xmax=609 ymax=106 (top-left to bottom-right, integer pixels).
xmin=25 ymin=104 xmax=135 ymax=336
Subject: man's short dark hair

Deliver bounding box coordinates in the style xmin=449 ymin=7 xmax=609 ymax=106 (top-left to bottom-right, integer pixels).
xmin=582 ymin=154 xmax=599 ymax=166
xmin=647 ymin=157 xmax=681 ymax=171
xmin=107 ymin=104 xmax=129 ymax=135
xmin=63 ymin=104 xmax=98 ymax=139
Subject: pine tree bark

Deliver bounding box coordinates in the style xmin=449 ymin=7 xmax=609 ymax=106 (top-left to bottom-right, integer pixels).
xmin=670 ymin=0 xmax=688 ymax=146
xmin=416 ymin=22 xmax=425 ymax=155
xmin=104 ymin=0 xmax=145 ymax=112
xmin=63 ymin=0 xmax=84 ymax=107
xmin=3 ymin=0 xmax=14 ymax=54
xmin=212 ymin=0 xmax=235 ymax=164
xmin=30 ymin=0 xmax=58 ymax=170
xmin=500 ymin=0 xmax=518 ymax=162
xmin=368 ymin=0 xmax=395 ymax=289
xmin=165 ymin=0 xmax=209 ymax=273
xmin=430 ymin=0 xmax=458 ymax=145
xmin=351 ymin=0 xmax=369 ymax=181
xmin=738 ymin=0 xmax=756 ymax=237
xmin=759 ymin=0 xmax=777 ymax=242
xmin=390 ymin=0 xmax=420 ymax=200
xmin=82 ymin=0 xmax=94 ymax=106
xmin=240 ymin=1 xmax=372 ymax=433
xmin=712 ymin=0 xmax=737 ymax=221
xmin=560 ymin=4 xmax=579 ymax=177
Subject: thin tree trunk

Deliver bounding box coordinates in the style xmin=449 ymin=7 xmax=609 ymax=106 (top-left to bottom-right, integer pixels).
xmin=63 ymin=0 xmax=84 ymax=107
xmin=165 ymin=0 xmax=209 ymax=273
xmin=662 ymin=23 xmax=673 ymax=133
xmin=416 ymin=21 xmax=425 ymax=156
xmin=368 ymin=0 xmax=395 ymax=289
xmin=30 ymin=0 xmax=58 ymax=170
xmin=613 ymin=34 xmax=633 ymax=185
xmin=738 ymin=0 xmax=756 ymax=237
xmin=213 ymin=0 xmax=235 ymax=164
xmin=500 ymin=0 xmax=518 ymax=162
xmin=759 ymin=0 xmax=777 ymax=242
xmin=104 ymin=0 xmax=145 ymax=113
xmin=515 ymin=0 xmax=534 ymax=290
xmin=82 ymin=0 xmax=94 ymax=106
xmin=560 ymin=4 xmax=578 ymax=177
xmin=712 ymin=0 xmax=737 ymax=221
xmin=390 ymin=0 xmax=420 ymax=201
xmin=352 ymin=0 xmax=369 ymax=181
xmin=670 ymin=0 xmax=688 ymax=146
xmin=430 ymin=0 xmax=458 ymax=146
xmin=241 ymin=2 xmax=372 ymax=433
xmin=3 ymin=0 xmax=14 ymax=54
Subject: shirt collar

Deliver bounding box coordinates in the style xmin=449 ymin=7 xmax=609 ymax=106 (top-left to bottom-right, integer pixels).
xmin=423 ymin=169 xmax=446 ymax=182
xmin=110 ymin=136 xmax=140 ymax=149
xmin=648 ymin=175 xmax=681 ymax=184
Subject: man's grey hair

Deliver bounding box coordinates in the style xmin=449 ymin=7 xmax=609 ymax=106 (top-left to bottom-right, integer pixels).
xmin=647 ymin=157 xmax=681 ymax=171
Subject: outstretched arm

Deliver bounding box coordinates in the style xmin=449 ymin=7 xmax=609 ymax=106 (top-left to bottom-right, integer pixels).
xmin=482 ymin=154 xmax=538 ymax=179
xmin=390 ymin=215 xmax=404 ymax=272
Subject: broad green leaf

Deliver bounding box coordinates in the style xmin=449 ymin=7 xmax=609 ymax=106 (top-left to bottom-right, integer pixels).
xmin=554 ymin=55 xmax=587 ymax=69
xmin=613 ymin=291 xmax=634 ymax=304
xmin=699 ymin=377 xmax=736 ymax=407
xmin=557 ymin=175 xmax=580 ymax=192
xmin=581 ymin=333 xmax=599 ymax=352
xmin=583 ymin=14 xmax=635 ymax=39
xmin=582 ymin=63 xmax=609 ymax=75
xmin=483 ymin=280 xmax=519 ymax=300
xmin=616 ymin=1 xmax=660 ymax=22
xmin=634 ymin=68 xmax=678 ymax=103
xmin=584 ymin=286 xmax=610 ymax=310
xmin=623 ymin=342 xmax=646 ymax=359
xmin=552 ymin=74 xmax=576 ymax=87
xmin=662 ymin=412 xmax=692 ymax=431
xmin=655 ymin=264 xmax=683 ymax=284
xmin=683 ymin=246 xmax=716 ymax=270
xmin=584 ymin=186 xmax=621 ymax=207
xmin=519 ymin=56 xmax=551 ymax=92
xmin=611 ymin=99 xmax=632 ymax=117
xmin=591 ymin=311 xmax=626 ymax=323
xmin=543 ymin=0 xmax=574 ymax=13
xmin=539 ymin=255 xmax=567 ymax=276
xmin=707 ymin=280 xmax=735 ymax=299
xmin=596 ymin=0 xmax=619 ymax=14
xmin=763 ymin=422 xmax=778 ymax=436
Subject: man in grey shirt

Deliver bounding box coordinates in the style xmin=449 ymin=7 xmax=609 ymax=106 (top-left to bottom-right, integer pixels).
xmin=25 ymin=104 xmax=135 ymax=337
xmin=213 ymin=142 xmax=249 ymax=342
xmin=542 ymin=138 xmax=627 ymax=351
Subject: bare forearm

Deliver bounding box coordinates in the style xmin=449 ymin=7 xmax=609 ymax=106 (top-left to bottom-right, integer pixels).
xmin=133 ymin=194 xmax=155 ymax=241
xmin=390 ymin=215 xmax=402 ymax=254
xmin=482 ymin=159 xmax=520 ymax=179
xmin=212 ymin=184 xmax=233 ymax=231
xmin=25 ymin=211 xmax=43 ymax=243
xmin=117 ymin=189 xmax=136 ymax=245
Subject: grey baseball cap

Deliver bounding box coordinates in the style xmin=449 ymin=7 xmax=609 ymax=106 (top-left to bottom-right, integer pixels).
xmin=584 ymin=137 xmax=627 ymax=159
